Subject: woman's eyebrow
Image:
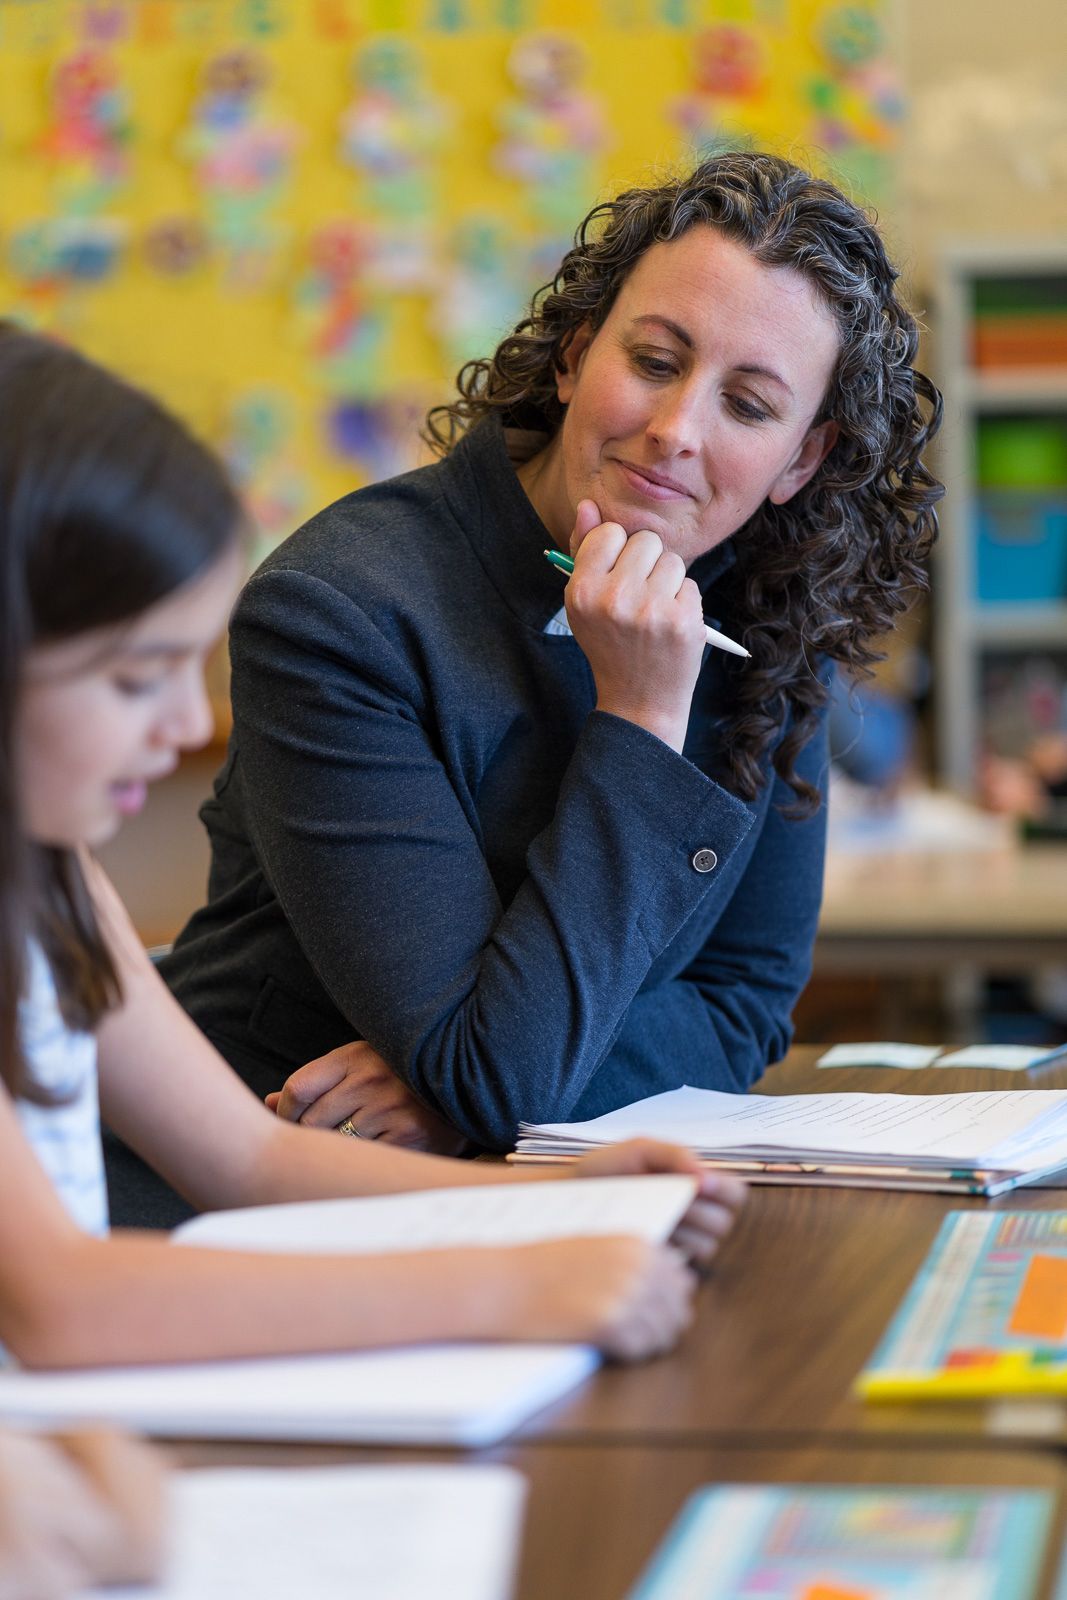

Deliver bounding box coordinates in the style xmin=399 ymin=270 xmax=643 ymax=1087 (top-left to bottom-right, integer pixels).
xmin=733 ymin=363 xmax=794 ymax=397
xmin=630 ymin=316 xmax=795 ymax=398
xmin=631 ymin=313 xmax=694 ymax=348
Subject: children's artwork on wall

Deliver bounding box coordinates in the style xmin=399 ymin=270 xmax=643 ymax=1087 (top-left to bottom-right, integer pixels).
xmin=294 ymin=219 xmax=391 ymax=395
xmin=495 ymin=33 xmax=608 ymax=235
xmin=0 ymin=0 xmax=901 ymax=560
xmin=224 ymin=387 xmax=312 ymax=567
xmin=432 ymin=215 xmax=526 ymax=372
xmin=181 ymin=48 xmax=301 ymax=289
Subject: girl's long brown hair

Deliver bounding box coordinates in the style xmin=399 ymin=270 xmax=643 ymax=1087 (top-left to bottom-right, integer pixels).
xmin=427 ymin=152 xmax=943 ymax=814
xmin=0 ymin=325 xmax=241 ymax=1101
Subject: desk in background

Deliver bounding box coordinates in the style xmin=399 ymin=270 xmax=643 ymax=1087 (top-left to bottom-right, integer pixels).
xmin=817 ymin=841 xmax=1067 ymax=976
xmin=812 ymin=838 xmax=1067 ymax=1039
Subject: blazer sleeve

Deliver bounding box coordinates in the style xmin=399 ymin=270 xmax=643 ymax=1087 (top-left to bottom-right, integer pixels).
xmin=568 ymin=708 xmax=830 ymax=1119
xmin=229 ymin=567 xmax=757 ymax=1148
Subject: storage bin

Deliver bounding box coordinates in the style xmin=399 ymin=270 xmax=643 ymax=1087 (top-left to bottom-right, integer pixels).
xmin=977 ymin=419 xmax=1067 ymax=490
xmin=975 ymin=493 xmax=1067 ymax=603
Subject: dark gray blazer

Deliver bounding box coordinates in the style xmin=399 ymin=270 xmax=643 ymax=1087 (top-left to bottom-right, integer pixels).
xmin=162 ymin=417 xmax=828 ymax=1149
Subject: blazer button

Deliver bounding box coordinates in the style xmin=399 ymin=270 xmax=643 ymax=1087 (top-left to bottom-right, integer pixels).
xmin=691 ymin=848 xmax=718 ymax=873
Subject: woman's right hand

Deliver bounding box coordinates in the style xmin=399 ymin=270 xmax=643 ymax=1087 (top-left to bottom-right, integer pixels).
xmin=563 ymin=499 xmax=707 ymax=753
xmin=513 ymin=1235 xmax=697 ymax=1362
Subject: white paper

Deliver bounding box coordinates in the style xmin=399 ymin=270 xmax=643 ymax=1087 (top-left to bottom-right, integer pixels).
xmin=82 ymin=1465 xmax=525 ymax=1600
xmin=816 ymin=1043 xmax=943 ymax=1070
xmin=174 ymin=1173 xmax=695 ymax=1255
xmin=0 ymin=1343 xmax=597 ymax=1447
xmin=520 ymin=1085 xmax=1067 ymax=1169
xmin=935 ymin=1045 xmax=1067 ymax=1072
xmin=1 ymin=1176 xmax=694 ymax=1447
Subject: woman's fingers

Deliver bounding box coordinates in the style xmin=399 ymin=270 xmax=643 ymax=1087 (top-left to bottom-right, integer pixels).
xmin=270 ymin=1052 xmax=352 ymax=1123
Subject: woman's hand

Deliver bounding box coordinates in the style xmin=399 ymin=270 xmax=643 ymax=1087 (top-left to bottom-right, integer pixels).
xmin=512 ymin=1235 xmax=696 ymax=1361
xmin=266 ymin=1041 xmax=468 ymax=1154
xmin=564 ymin=499 xmax=707 ymax=753
xmin=572 ymin=1138 xmax=746 ymax=1269
xmin=0 ymin=1426 xmax=167 ymax=1600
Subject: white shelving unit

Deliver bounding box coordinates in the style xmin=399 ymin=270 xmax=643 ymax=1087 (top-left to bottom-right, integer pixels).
xmin=935 ymin=242 xmax=1067 ymax=793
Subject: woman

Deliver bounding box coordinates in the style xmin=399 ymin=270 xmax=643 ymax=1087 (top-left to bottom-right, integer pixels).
xmin=162 ymin=151 xmax=942 ymax=1152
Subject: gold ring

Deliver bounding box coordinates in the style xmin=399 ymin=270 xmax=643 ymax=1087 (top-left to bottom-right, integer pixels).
xmin=337 ymin=1117 xmax=363 ymax=1138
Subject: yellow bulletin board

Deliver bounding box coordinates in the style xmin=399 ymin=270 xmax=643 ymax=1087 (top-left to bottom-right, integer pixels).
xmin=0 ymin=0 xmax=902 ymax=562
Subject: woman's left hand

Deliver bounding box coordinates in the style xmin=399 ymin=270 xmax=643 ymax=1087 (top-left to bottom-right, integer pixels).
xmin=571 ymin=1139 xmax=746 ymax=1268
xmin=266 ymin=1041 xmax=468 ymax=1154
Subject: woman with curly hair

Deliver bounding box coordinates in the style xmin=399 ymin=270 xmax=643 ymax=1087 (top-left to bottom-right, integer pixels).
xmin=161 ymin=150 xmax=942 ymax=1165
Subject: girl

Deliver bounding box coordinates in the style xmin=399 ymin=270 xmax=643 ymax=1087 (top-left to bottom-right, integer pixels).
xmin=0 ymin=321 xmax=742 ymax=1372
xmin=162 ymin=152 xmax=943 ymax=1151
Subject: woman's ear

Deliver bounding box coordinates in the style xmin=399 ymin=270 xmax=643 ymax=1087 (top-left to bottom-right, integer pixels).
xmin=555 ymin=323 xmax=594 ymax=405
xmin=768 ymin=419 xmax=840 ymax=506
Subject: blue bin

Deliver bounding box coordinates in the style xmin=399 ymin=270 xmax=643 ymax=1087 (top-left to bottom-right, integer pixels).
xmin=975 ymin=493 xmax=1067 ymax=603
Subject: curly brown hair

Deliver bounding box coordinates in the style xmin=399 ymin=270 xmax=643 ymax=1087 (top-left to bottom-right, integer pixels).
xmin=426 ymin=151 xmax=943 ymax=814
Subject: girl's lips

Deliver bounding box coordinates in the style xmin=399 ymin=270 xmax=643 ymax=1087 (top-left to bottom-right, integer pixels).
xmin=111 ymin=780 xmax=148 ymax=816
xmin=612 ymin=459 xmax=693 ymax=502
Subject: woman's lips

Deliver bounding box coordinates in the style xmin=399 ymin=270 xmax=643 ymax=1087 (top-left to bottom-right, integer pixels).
xmin=612 ymin=459 xmax=693 ymax=502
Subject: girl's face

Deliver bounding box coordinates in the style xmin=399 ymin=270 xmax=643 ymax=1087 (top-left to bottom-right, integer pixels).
xmin=16 ymin=547 xmax=242 ymax=849
xmin=524 ymin=225 xmax=841 ymax=566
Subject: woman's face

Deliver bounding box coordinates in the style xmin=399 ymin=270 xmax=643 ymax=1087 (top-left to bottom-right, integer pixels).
xmin=16 ymin=547 xmax=242 ymax=849
xmin=529 ymin=224 xmax=841 ymax=567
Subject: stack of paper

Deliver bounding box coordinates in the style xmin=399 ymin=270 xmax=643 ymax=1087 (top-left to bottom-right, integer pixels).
xmin=627 ymin=1484 xmax=1051 ymax=1600
xmin=0 ymin=1175 xmax=693 ymax=1446
xmin=514 ymin=1086 xmax=1067 ymax=1195
xmin=85 ymin=1465 xmax=525 ymax=1600
xmin=860 ymin=1210 xmax=1067 ymax=1400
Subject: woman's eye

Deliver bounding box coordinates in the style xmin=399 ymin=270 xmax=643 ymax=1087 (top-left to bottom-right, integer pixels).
xmin=729 ymin=394 xmax=772 ymax=423
xmin=632 ymin=351 xmax=678 ymax=379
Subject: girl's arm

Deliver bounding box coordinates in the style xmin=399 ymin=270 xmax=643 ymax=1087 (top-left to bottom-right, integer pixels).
xmin=0 ymin=1078 xmax=694 ymax=1369
xmin=90 ymin=863 xmax=743 ymax=1264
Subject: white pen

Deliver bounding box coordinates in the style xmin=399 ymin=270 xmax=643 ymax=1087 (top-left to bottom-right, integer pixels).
xmin=542 ymin=548 xmax=751 ymax=660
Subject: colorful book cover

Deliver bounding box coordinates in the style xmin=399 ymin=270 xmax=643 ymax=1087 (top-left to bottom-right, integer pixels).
xmin=628 ymin=1485 xmax=1051 ymax=1600
xmin=860 ymin=1210 xmax=1067 ymax=1398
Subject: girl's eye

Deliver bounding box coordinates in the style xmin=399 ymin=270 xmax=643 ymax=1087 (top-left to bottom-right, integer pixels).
xmin=114 ymin=676 xmax=165 ymax=698
xmin=729 ymin=394 xmax=772 ymax=423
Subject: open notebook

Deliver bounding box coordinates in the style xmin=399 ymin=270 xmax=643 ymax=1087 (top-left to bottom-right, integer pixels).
xmin=82 ymin=1464 xmax=526 ymax=1600
xmin=0 ymin=1174 xmax=693 ymax=1446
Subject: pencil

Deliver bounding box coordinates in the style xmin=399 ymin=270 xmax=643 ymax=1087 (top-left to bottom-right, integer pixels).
xmin=543 ymin=548 xmax=751 ymax=660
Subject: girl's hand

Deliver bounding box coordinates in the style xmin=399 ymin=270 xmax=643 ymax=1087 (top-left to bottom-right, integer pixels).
xmin=0 ymin=1427 xmax=167 ymax=1600
xmin=266 ymin=1041 xmax=468 ymax=1154
xmin=514 ymin=1235 xmax=696 ymax=1361
xmin=564 ymin=499 xmax=707 ymax=753
xmin=571 ymin=1138 xmax=746 ymax=1269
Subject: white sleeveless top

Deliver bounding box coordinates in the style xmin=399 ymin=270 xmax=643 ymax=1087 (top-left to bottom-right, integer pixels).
xmin=15 ymin=943 xmax=109 ymax=1238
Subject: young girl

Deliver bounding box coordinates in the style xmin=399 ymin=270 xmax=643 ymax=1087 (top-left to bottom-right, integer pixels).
xmin=0 ymin=322 xmax=743 ymax=1372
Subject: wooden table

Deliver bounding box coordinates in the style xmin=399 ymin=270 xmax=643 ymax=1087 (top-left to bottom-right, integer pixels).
xmin=151 ymin=1048 xmax=1067 ymax=1595
xmin=501 ymin=1048 xmax=1067 ymax=1453
xmin=169 ymin=1440 xmax=1067 ymax=1600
